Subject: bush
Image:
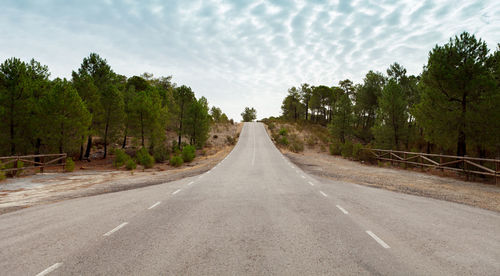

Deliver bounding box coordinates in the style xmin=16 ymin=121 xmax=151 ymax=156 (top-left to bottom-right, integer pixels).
xmin=352 ymin=143 xmax=363 ymax=160
xmin=153 ymin=146 xmax=170 ymax=163
xmin=136 ymin=148 xmax=155 ymax=169
xmin=113 ymin=149 xmax=130 ymax=168
xmin=268 ymin=122 xmax=275 ymax=131
xmin=289 ymin=140 xmax=304 ymax=153
xmin=329 ymin=143 xmax=342 ymax=155
xmin=169 ymin=155 xmax=184 ymax=167
xmin=125 ymin=159 xmax=136 ymax=170
xmin=226 ymin=135 xmax=236 ymax=145
xmin=65 ymin=158 xmax=75 ymax=172
xmin=0 ymin=166 xmax=5 ymax=181
xmin=341 ymin=141 xmax=353 ymax=158
xmin=306 ymin=136 xmax=316 ymax=148
xmin=278 ymin=136 xmax=289 ymax=146
xmin=182 ymin=145 xmax=196 ymax=162
xmin=279 ymin=127 xmax=288 ymax=136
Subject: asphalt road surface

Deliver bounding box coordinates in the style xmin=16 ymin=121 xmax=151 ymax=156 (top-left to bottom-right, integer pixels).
xmin=0 ymin=122 xmax=499 ymax=275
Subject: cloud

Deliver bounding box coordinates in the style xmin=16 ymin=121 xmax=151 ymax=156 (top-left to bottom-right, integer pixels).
xmin=0 ymin=0 xmax=498 ymax=120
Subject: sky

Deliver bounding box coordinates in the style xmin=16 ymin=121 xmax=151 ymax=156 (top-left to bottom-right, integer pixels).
xmin=1 ymin=0 xmax=499 ymax=120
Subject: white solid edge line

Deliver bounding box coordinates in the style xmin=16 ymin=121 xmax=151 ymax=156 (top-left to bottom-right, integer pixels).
xmin=104 ymin=222 xmax=128 ymax=236
xmin=172 ymin=189 xmax=181 ymax=195
xmin=36 ymin=263 xmax=63 ymax=276
xmin=308 ymin=181 xmax=314 ymax=186
xmin=188 ymin=181 xmax=194 ymax=186
xmin=148 ymin=201 xmax=161 ymax=210
xmin=366 ymin=231 xmax=390 ymax=249
xmin=320 ymin=191 xmax=328 ymax=197
xmin=336 ymin=205 xmax=349 ymax=214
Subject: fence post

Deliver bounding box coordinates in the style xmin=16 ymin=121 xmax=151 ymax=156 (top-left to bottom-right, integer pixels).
xmin=464 ymin=155 xmax=469 ymax=181
xmin=440 ymin=155 xmax=444 ymax=173
xmin=40 ymin=155 xmax=44 ymax=173
xmin=390 ymin=150 xmax=393 ymax=166
xmin=404 ymin=152 xmax=407 ymax=169
xmin=496 ymin=157 xmax=499 ymax=185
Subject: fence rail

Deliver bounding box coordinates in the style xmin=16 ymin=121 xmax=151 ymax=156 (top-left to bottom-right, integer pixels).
xmin=0 ymin=153 xmax=67 ymax=175
xmin=365 ymin=149 xmax=500 ymax=184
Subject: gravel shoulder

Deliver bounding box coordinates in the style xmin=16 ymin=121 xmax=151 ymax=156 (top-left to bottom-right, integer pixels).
xmin=0 ymin=146 xmax=232 ymax=214
xmin=284 ymin=150 xmax=500 ymax=213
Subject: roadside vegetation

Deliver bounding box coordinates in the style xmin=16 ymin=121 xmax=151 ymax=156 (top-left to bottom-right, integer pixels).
xmin=0 ymin=53 xmax=237 ymax=176
xmin=265 ymin=32 xmax=500 ymax=162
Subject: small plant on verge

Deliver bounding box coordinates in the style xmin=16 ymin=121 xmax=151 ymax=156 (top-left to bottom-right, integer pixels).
xmin=65 ymin=157 xmax=75 ymax=172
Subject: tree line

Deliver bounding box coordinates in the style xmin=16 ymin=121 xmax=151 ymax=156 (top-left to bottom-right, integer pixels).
xmin=0 ymin=53 xmax=232 ymax=160
xmin=280 ymin=32 xmax=500 ymax=158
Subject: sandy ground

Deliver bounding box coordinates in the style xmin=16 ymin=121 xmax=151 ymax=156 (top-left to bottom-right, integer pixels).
xmin=284 ymin=150 xmax=500 ymax=212
xmin=0 ymin=123 xmax=242 ymax=214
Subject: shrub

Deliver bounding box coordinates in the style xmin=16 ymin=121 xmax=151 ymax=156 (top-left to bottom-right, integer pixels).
xmin=268 ymin=122 xmax=275 ymax=131
xmin=0 ymin=165 xmax=5 ymax=181
xmin=329 ymin=143 xmax=341 ymax=155
xmin=125 ymin=159 xmax=137 ymax=170
xmin=306 ymin=136 xmax=316 ymax=148
xmin=65 ymin=158 xmax=75 ymax=172
xmin=289 ymin=139 xmax=304 ymax=153
xmin=341 ymin=141 xmax=353 ymax=158
xmin=169 ymin=155 xmax=184 ymax=167
xmin=352 ymin=143 xmax=363 ymax=160
xmin=279 ymin=127 xmax=288 ymax=136
xmin=278 ymin=136 xmax=289 ymax=146
xmin=226 ymin=135 xmax=236 ymax=145
xmin=182 ymin=145 xmax=196 ymax=162
xmin=113 ymin=149 xmax=130 ymax=168
xmin=153 ymin=146 xmax=170 ymax=163
xmin=136 ymin=148 xmax=155 ymax=169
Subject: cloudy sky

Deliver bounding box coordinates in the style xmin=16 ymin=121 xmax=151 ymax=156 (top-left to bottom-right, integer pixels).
xmin=1 ymin=0 xmax=499 ymax=120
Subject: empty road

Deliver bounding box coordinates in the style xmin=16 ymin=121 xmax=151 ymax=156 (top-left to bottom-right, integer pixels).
xmin=0 ymin=122 xmax=499 ymax=275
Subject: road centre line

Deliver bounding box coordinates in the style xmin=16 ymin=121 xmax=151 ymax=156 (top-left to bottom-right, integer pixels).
xmin=36 ymin=263 xmax=62 ymax=276
xmin=308 ymin=181 xmax=314 ymax=186
xmin=366 ymin=231 xmax=390 ymax=249
xmin=188 ymin=181 xmax=194 ymax=186
xmin=336 ymin=205 xmax=349 ymax=214
xmin=148 ymin=202 xmax=161 ymax=210
xmin=104 ymin=222 xmax=128 ymax=236
xmin=172 ymin=189 xmax=181 ymax=195
xmin=301 ymin=175 xmax=306 ymax=179
xmin=320 ymin=191 xmax=328 ymax=197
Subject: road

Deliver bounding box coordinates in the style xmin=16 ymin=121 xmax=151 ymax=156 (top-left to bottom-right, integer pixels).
xmin=0 ymin=122 xmax=499 ymax=275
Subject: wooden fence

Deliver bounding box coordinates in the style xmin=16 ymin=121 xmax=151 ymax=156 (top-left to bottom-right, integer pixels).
xmin=365 ymin=149 xmax=500 ymax=184
xmin=0 ymin=153 xmax=67 ymax=175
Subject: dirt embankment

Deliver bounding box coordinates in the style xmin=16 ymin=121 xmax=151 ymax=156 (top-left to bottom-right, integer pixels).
xmin=264 ymin=121 xmax=500 ymax=212
xmin=0 ymin=123 xmax=242 ymax=214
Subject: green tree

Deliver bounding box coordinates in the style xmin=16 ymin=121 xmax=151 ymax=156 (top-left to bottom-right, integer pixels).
xmin=414 ymin=32 xmax=495 ymax=156
xmin=299 ymin=83 xmax=312 ymax=120
xmin=281 ymin=87 xmax=302 ymax=121
xmin=241 ymin=107 xmax=257 ymax=122
xmin=41 ymin=78 xmax=91 ymax=154
xmin=352 ymin=71 xmax=385 ymax=142
xmin=173 ymin=85 xmax=195 ymax=149
xmin=373 ymin=79 xmax=408 ymax=149
xmin=328 ymin=93 xmax=353 ymax=143
xmin=210 ymin=106 xmax=222 ymax=123
xmin=185 ymin=97 xmax=210 ymax=148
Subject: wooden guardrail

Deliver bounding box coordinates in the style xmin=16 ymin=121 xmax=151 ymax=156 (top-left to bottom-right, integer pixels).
xmin=366 ymin=149 xmax=500 ymax=184
xmin=0 ymin=153 xmax=67 ymax=176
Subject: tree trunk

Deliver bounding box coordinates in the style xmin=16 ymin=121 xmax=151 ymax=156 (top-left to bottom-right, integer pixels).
xmin=84 ymin=136 xmax=92 ymax=160
xmin=103 ymin=116 xmax=110 ymax=159
xmin=457 ymin=97 xmax=467 ymax=156
xmin=79 ymin=136 xmax=84 ymax=160
xmin=140 ymin=112 xmax=144 ymax=147
xmin=122 ymin=124 xmax=128 ymax=149
xmin=10 ymin=102 xmax=15 ymax=155
xmin=178 ymin=103 xmax=184 ymax=149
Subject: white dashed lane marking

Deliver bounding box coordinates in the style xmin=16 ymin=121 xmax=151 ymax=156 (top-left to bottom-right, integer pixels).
xmin=366 ymin=231 xmax=390 ymax=249
xmin=36 ymin=263 xmax=62 ymax=276
xmin=148 ymin=202 xmax=161 ymax=210
xmin=172 ymin=189 xmax=181 ymax=195
xmin=104 ymin=222 xmax=128 ymax=237
xmin=336 ymin=205 xmax=348 ymax=214
xmin=320 ymin=191 xmax=328 ymax=197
